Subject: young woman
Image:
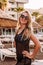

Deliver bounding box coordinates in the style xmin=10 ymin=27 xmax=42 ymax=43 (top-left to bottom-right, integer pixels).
xmin=14 ymin=11 xmax=41 ymax=65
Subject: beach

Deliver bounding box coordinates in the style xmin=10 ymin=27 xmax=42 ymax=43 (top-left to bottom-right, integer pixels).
xmin=0 ymin=42 xmax=43 ymax=65
xmin=0 ymin=57 xmax=43 ymax=65
xmin=0 ymin=57 xmax=16 ymax=65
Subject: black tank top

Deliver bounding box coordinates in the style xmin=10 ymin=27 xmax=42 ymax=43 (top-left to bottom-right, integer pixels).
xmin=15 ymin=27 xmax=30 ymax=61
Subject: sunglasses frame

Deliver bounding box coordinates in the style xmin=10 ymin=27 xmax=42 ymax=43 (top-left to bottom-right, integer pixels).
xmin=20 ymin=14 xmax=29 ymax=20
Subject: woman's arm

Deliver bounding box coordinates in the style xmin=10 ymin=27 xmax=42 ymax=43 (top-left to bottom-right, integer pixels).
xmin=29 ymin=34 xmax=41 ymax=59
xmin=22 ymin=33 xmax=41 ymax=59
xmin=14 ymin=40 xmax=16 ymax=47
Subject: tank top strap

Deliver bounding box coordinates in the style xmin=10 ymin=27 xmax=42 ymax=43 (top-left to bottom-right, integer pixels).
xmin=21 ymin=27 xmax=26 ymax=34
xmin=21 ymin=27 xmax=31 ymax=33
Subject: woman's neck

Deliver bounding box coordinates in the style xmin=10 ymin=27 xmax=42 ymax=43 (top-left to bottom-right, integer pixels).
xmin=20 ymin=24 xmax=26 ymax=29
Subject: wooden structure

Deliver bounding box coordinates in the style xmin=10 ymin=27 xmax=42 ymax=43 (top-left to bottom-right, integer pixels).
xmin=0 ymin=18 xmax=17 ymax=28
xmin=0 ymin=18 xmax=17 ymax=47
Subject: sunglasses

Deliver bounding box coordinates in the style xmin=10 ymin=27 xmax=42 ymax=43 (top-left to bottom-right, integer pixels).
xmin=20 ymin=14 xmax=29 ymax=20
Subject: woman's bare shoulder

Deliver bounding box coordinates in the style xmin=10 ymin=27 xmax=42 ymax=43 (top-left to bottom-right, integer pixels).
xmin=25 ymin=27 xmax=32 ymax=38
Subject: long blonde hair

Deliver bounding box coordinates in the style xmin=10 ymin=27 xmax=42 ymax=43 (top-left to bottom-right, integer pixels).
xmin=16 ymin=11 xmax=32 ymax=38
xmin=17 ymin=10 xmax=32 ymax=30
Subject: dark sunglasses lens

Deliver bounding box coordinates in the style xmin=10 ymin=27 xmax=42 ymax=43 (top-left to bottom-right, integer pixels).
xmin=25 ymin=16 xmax=29 ymax=20
xmin=20 ymin=15 xmax=25 ymax=18
xmin=20 ymin=14 xmax=29 ymax=20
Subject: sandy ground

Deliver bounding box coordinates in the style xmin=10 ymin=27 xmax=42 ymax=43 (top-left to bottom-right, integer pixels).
xmin=0 ymin=42 xmax=43 ymax=65
xmin=0 ymin=57 xmax=43 ymax=65
xmin=0 ymin=43 xmax=17 ymax=65
xmin=0 ymin=57 xmax=17 ymax=65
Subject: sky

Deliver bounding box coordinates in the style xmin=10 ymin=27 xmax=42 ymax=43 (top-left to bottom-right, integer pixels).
xmin=24 ymin=0 xmax=43 ymax=9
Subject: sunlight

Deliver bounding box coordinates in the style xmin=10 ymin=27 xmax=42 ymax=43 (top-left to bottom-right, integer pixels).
xmin=24 ymin=0 xmax=43 ymax=9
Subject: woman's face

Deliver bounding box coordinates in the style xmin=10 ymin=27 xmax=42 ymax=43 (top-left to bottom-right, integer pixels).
xmin=19 ymin=12 xmax=28 ymax=25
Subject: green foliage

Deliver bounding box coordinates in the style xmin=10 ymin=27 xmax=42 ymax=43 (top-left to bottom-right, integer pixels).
xmin=0 ymin=2 xmax=2 ymax=8
xmin=14 ymin=7 xmax=24 ymax=12
xmin=0 ymin=0 xmax=7 ymax=3
xmin=32 ymin=12 xmax=40 ymax=17
xmin=0 ymin=0 xmax=7 ymax=4
xmin=3 ymin=0 xmax=7 ymax=2
xmin=36 ymin=15 xmax=43 ymax=22
xmin=0 ymin=0 xmax=7 ymax=10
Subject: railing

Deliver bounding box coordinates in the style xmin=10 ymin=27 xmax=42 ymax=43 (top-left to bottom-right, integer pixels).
xmin=0 ymin=35 xmax=15 ymax=47
xmin=34 ymin=34 xmax=43 ymax=41
xmin=30 ymin=40 xmax=43 ymax=52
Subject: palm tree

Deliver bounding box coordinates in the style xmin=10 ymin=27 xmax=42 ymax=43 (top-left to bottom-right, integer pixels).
xmin=14 ymin=7 xmax=24 ymax=12
xmin=14 ymin=7 xmax=24 ymax=19
xmin=0 ymin=0 xmax=7 ymax=10
xmin=36 ymin=15 xmax=43 ymax=26
xmin=36 ymin=15 xmax=43 ymax=22
xmin=0 ymin=2 xmax=2 ymax=9
xmin=32 ymin=12 xmax=40 ymax=17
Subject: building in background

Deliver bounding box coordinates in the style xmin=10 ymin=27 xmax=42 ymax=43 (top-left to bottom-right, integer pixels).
xmin=0 ymin=0 xmax=28 ymax=20
xmin=0 ymin=0 xmax=28 ymax=38
xmin=5 ymin=0 xmax=28 ymax=20
xmin=0 ymin=0 xmax=28 ymax=45
xmin=0 ymin=9 xmax=17 ymax=47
